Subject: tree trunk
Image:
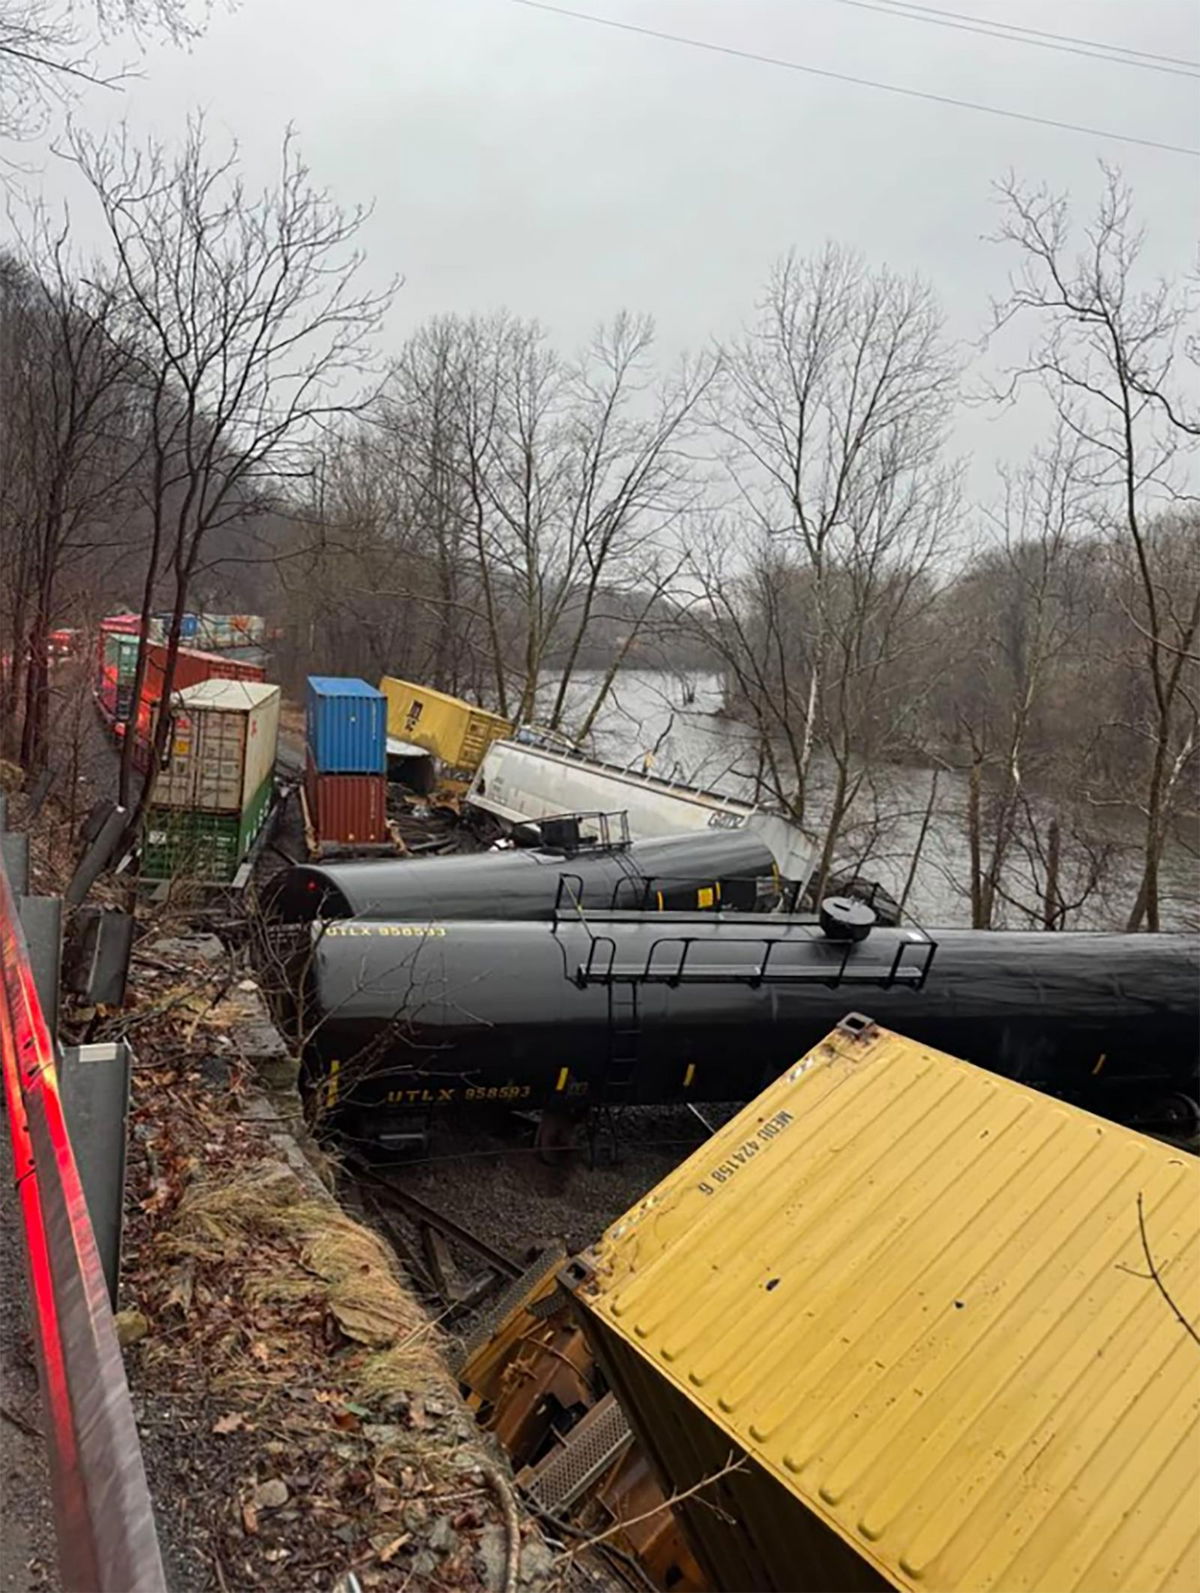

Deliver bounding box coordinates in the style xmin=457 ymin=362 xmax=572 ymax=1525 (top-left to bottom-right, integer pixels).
xmin=812 ymin=758 xmax=850 ymax=906
xmin=1041 ymin=816 xmax=1061 ymax=930
xmin=19 ymin=604 xmax=51 ymax=774
xmin=968 ymin=757 xmax=984 ymax=929
xmin=898 ymin=768 xmax=939 ymax=919
xmin=1127 ymin=725 xmax=1168 ymax=932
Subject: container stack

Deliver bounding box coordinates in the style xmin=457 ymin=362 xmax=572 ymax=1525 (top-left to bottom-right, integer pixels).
xmin=141 ymin=679 xmax=281 ymax=883
xmin=132 ymin=642 xmax=267 ymax=745
xmin=145 ymin=613 xmax=266 ymax=649
xmin=305 ymin=677 xmax=389 ymax=849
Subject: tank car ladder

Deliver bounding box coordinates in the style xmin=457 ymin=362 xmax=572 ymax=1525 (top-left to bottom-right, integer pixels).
xmin=584 ymin=980 xmax=642 ymax=1165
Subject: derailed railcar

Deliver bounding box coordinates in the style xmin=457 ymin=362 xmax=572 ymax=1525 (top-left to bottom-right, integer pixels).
xmin=566 ymin=1020 xmax=1200 ymax=1593
xmin=292 ymin=914 xmax=1199 ymax=1134
xmin=267 ymin=829 xmax=783 ymax=923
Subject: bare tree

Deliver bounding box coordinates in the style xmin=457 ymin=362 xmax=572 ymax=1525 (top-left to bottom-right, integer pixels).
xmin=991 ymin=167 xmax=1200 ymax=930
xmin=72 ymin=115 xmax=392 ymax=837
xmin=691 ymin=245 xmax=959 ymax=894
xmin=0 ymin=215 xmax=144 ymax=773
xmin=938 ymin=432 xmax=1101 ymax=926
xmin=0 ymin=0 xmax=203 ymax=140
xmin=298 ymin=310 xmax=713 ymax=734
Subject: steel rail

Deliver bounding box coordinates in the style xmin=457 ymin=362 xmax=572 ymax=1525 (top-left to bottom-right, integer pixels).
xmin=0 ymin=844 xmax=165 ymax=1592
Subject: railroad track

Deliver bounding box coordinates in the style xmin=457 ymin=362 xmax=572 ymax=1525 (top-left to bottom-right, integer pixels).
xmin=348 ymin=1160 xmax=524 ymax=1314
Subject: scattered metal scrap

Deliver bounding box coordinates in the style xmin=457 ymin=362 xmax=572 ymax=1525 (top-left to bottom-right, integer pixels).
xmin=455 ymin=1248 xmax=706 ymax=1592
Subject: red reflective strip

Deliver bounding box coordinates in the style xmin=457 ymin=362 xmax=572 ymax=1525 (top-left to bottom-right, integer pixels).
xmin=0 ymin=862 xmax=92 ymax=1562
xmin=0 ymin=966 xmax=79 ymax=1489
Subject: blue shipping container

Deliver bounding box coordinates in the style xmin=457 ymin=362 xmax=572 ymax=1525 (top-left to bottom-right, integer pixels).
xmin=152 ymin=612 xmax=199 ymax=640
xmin=306 ymin=676 xmax=387 ymax=773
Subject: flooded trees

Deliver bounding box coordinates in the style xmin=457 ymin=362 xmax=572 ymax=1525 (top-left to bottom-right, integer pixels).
xmin=991 ymin=169 xmax=1200 ymax=930
xmin=694 ymin=245 xmax=960 ymax=899
xmin=933 ymin=434 xmax=1112 ymax=929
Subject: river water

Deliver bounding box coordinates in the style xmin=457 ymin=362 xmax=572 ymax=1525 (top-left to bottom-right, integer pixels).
xmin=542 ymin=669 xmax=1197 ymax=931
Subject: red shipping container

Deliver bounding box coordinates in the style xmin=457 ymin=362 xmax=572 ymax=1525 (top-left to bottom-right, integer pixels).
xmin=142 ymin=641 xmax=264 ymax=704
xmin=134 ymin=642 xmax=267 ymax=743
xmin=305 ymin=752 xmax=388 ymax=844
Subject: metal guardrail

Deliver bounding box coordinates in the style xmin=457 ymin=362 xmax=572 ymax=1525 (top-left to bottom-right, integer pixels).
xmin=0 ymin=827 xmax=166 ymax=1591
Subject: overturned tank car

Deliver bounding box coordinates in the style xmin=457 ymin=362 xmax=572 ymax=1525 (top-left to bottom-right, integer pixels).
xmin=266 ymin=826 xmax=786 ymax=923
xmin=286 ymin=907 xmax=1199 ymax=1141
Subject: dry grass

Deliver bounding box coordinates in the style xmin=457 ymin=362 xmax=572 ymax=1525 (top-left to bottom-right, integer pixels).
xmin=163 ymin=1162 xmax=448 ymax=1408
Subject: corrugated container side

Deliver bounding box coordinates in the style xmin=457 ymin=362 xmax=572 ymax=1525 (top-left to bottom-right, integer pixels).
xmin=306 ymin=678 xmax=387 ymax=773
xmin=152 ymin=688 xmax=279 ymax=813
xmin=305 ymin=753 xmax=388 ymax=843
xmin=114 ymin=633 xmax=140 ymax=681
xmin=240 ymin=686 xmax=280 ymax=806
xmin=133 ymin=644 xmax=267 ymax=744
xmin=140 ymin=774 xmax=273 ymax=882
xmin=379 ymin=676 xmax=511 ymax=772
xmin=236 ymin=772 xmax=273 ymax=857
xmin=112 ymin=633 xmax=141 ymax=721
xmin=142 ymin=641 xmax=266 ymax=706
xmin=459 ymin=708 xmax=511 ymax=769
xmin=573 ymin=1024 xmax=1200 ymax=1593
xmin=586 ymin=1313 xmax=881 ymax=1593
xmin=141 ymin=807 xmax=242 ymax=883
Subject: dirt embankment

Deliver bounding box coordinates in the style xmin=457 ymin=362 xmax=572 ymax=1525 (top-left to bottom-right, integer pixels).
xmin=111 ymin=924 xmax=566 ymax=1592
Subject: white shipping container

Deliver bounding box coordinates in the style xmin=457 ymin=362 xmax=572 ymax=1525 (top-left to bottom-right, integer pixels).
xmin=154 ymin=679 xmax=281 ymax=813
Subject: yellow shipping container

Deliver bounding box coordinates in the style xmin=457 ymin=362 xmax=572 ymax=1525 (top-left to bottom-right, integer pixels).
xmin=378 ymin=677 xmax=511 ymax=788
xmin=569 ymin=1017 xmax=1200 ymax=1593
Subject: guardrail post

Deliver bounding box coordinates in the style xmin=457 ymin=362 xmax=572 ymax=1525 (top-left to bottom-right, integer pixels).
xmin=1 ymin=827 xmax=29 ymax=895
xmin=18 ymin=894 xmax=63 ymax=1034
xmin=60 ymin=1041 xmax=132 ymax=1310
xmin=65 ymin=804 xmax=128 ymax=907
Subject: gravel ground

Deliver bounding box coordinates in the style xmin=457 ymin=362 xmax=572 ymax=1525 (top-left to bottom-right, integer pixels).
xmin=0 ymin=1112 xmax=59 ymax=1593
xmin=365 ymin=1103 xmax=742 ymax=1318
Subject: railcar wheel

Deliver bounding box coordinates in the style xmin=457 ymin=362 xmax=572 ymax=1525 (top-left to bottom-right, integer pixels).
xmin=535 ymin=1107 xmax=577 ymax=1164
xmin=1150 ymin=1093 xmax=1200 ymax=1141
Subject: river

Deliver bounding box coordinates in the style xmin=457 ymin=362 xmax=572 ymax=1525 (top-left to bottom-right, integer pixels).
xmin=541 ymin=668 xmax=1197 ymax=931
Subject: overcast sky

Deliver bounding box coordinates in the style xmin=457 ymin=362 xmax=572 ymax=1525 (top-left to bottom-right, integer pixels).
xmin=11 ymin=0 xmax=1200 ymax=496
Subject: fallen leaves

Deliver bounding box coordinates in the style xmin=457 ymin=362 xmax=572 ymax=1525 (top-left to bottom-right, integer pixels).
xmin=112 ymin=921 xmax=501 ymax=1589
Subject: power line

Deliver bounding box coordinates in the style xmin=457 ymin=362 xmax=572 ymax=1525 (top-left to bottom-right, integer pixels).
xmin=848 ymin=0 xmax=1200 ymax=72
xmin=820 ymin=0 xmax=1200 ymax=78
xmin=503 ymin=0 xmax=1200 ymax=159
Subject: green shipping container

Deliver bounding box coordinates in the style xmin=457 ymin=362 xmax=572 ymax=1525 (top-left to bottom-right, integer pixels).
xmin=111 ymin=631 xmax=141 ymax=682
xmin=141 ymin=773 xmax=273 ymax=883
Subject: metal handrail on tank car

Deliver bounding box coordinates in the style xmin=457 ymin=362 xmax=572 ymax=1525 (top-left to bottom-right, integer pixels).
xmin=549 ymin=867 xmax=775 ymax=921
xmin=543 ymin=809 xmax=632 ymax=851
xmin=550 ymin=870 xmax=706 ymax=920
xmin=572 ymin=924 xmax=936 ymax=990
xmin=0 ymin=845 xmax=165 ymax=1591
